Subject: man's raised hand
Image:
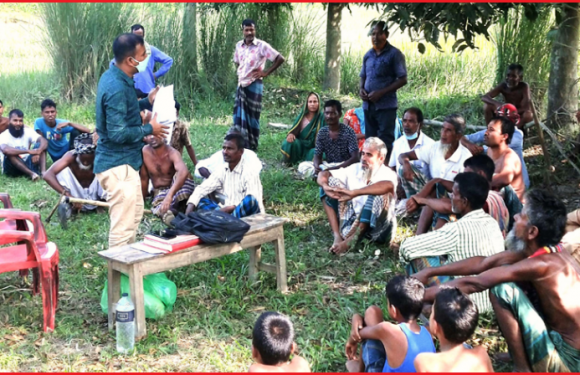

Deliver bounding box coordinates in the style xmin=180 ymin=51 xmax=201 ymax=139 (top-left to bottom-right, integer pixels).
xmin=150 ymin=113 xmax=169 ymax=138
xmin=148 ymin=86 xmax=160 ymax=105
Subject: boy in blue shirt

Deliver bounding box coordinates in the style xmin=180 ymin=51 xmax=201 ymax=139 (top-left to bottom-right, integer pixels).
xmin=345 ymin=275 xmax=435 ymax=372
xmin=34 ymin=99 xmax=90 ymax=162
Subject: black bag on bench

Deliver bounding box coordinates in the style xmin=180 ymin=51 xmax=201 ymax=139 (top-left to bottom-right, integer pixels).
xmin=170 ymin=210 xmax=250 ymax=244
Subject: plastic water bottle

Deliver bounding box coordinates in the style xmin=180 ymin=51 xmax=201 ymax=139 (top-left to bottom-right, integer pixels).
xmin=116 ymin=293 xmax=135 ymax=354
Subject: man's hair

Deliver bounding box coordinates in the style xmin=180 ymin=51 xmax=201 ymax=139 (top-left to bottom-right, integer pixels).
xmin=363 ymin=137 xmax=387 ymax=159
xmin=507 ymin=63 xmax=524 ymax=75
xmin=0 ymin=99 xmax=3 ymax=106
xmin=224 ymin=133 xmax=245 ymax=150
xmin=443 ymin=114 xmax=465 ymax=135
xmin=242 ymin=19 xmax=256 ymax=28
xmin=525 ymin=189 xmax=567 ymax=247
xmin=403 ymin=107 xmax=424 ymax=124
xmin=323 ymin=99 xmax=342 ymax=114
xmin=385 ymin=275 xmax=424 ymax=321
xmin=490 ymin=116 xmax=515 ymax=144
xmin=175 ymin=100 xmax=181 ymax=112
xmin=252 ymin=311 xmax=294 ymax=366
xmin=433 ymin=287 xmax=479 ymax=344
xmin=464 ymin=154 xmax=495 ymax=183
xmin=9 ymin=109 xmax=24 ymax=119
xmin=41 ymin=99 xmax=57 ymax=111
xmin=454 ymin=172 xmax=489 ymax=210
xmin=130 ymin=24 xmax=145 ymax=36
xmin=113 ymin=33 xmax=145 ymax=64
xmin=371 ymin=20 xmax=388 ymax=35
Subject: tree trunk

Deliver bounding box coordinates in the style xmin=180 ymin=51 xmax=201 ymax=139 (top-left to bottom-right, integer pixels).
xmin=546 ymin=3 xmax=579 ymax=131
xmin=323 ymin=3 xmax=344 ymax=93
xmin=182 ymin=3 xmax=198 ymax=77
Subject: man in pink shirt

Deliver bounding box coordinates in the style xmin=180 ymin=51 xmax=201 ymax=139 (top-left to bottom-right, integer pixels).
xmin=229 ymin=18 xmax=285 ymax=151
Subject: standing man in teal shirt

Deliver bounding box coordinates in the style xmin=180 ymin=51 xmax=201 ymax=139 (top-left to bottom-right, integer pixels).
xmin=95 ymin=33 xmax=168 ymax=248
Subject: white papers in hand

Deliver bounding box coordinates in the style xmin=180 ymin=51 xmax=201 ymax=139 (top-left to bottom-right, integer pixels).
xmin=151 ymin=85 xmax=177 ymax=142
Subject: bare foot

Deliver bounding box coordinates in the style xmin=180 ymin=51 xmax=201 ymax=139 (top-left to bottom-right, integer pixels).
xmin=329 ymin=233 xmax=343 ymax=252
xmin=31 ymin=173 xmax=40 ymax=182
xmin=346 ymin=359 xmax=364 ymax=373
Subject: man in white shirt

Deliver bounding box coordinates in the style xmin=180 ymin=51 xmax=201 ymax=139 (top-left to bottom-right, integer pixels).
xmin=0 ymin=109 xmax=48 ymax=181
xmin=195 ymin=147 xmax=262 ymax=179
xmin=185 ymin=133 xmax=264 ymax=218
xmin=317 ymin=137 xmax=398 ymax=254
xmin=399 ymin=114 xmax=472 ymax=234
xmin=388 ymin=107 xmax=435 ymax=198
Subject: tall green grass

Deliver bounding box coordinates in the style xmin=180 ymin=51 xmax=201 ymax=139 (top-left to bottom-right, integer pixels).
xmin=42 ymin=3 xmax=135 ymax=101
xmin=493 ymin=6 xmax=553 ymax=111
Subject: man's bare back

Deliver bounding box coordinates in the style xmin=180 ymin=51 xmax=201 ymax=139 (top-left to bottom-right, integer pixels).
xmin=142 ymin=144 xmax=179 ymax=189
xmin=415 ymin=346 xmax=493 ymax=372
xmin=488 ymin=147 xmax=525 ymax=201
xmin=527 ymin=251 xmax=580 ymax=350
xmin=249 ymin=355 xmax=310 ymax=372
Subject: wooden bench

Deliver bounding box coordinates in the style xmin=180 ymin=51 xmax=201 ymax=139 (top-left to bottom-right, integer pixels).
xmin=98 ymin=213 xmax=287 ymax=339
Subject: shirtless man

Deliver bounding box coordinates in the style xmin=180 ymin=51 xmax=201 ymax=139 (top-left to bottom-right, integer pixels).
xmin=140 ymin=134 xmax=194 ymax=224
xmin=482 ymin=63 xmax=533 ymax=129
xmin=0 ymin=100 xmax=8 ymax=134
xmin=484 ymin=116 xmax=525 ymax=202
xmin=43 ymin=133 xmax=105 ymax=212
xmin=415 ymin=189 xmax=580 ymax=372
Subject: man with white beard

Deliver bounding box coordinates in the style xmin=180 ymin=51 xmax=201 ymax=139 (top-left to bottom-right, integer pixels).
xmin=43 ymin=132 xmax=106 ymax=212
xmin=317 ymin=137 xmax=398 ymax=254
xmin=398 ymin=114 xmax=472 ymax=234
xmin=415 ymin=189 xmax=580 ymax=373
xmin=399 ymin=172 xmax=504 ymax=313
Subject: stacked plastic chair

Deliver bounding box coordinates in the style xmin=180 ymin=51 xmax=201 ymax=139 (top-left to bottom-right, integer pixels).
xmin=0 ymin=201 xmax=60 ymax=332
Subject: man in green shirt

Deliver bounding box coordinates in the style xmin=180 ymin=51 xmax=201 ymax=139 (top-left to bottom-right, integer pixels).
xmin=95 ymin=33 xmax=168 ymax=248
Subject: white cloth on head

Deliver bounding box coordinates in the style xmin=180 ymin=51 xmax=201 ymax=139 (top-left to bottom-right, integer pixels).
xmin=388 ymin=131 xmax=435 ymax=176
xmin=414 ymin=141 xmax=472 ymax=182
xmin=194 ymin=149 xmax=262 ymax=179
xmin=56 ymin=167 xmax=106 ymax=211
xmin=329 ymin=163 xmax=398 ymax=216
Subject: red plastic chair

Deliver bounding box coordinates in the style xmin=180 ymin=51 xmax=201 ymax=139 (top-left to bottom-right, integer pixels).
xmin=0 ymin=193 xmax=16 ymax=230
xmin=0 ymin=210 xmax=59 ymax=332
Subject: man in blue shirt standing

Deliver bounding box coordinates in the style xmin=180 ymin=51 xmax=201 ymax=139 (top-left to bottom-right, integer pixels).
xmin=34 ymin=99 xmax=91 ymax=162
xmin=95 ymin=33 xmax=168 ymax=248
xmin=360 ymin=21 xmax=407 ymax=163
xmin=110 ymin=24 xmax=174 ymax=99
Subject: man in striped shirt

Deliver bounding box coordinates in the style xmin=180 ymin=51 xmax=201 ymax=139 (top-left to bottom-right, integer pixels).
xmin=399 ymin=172 xmax=505 ymax=313
xmin=185 ymin=133 xmax=264 ymax=218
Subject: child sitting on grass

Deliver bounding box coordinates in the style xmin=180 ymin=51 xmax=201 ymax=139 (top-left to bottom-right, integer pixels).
xmin=414 ymin=287 xmax=493 ymax=372
xmin=345 ymin=275 xmax=435 ymax=372
xmin=249 ymin=311 xmax=311 ymax=372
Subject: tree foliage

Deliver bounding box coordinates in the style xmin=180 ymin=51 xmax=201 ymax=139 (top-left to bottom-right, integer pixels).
xmin=365 ymin=3 xmax=546 ymax=53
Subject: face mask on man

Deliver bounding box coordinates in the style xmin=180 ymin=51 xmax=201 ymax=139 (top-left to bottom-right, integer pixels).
xmin=131 ymin=55 xmax=150 ymax=73
xmin=405 ymin=132 xmax=418 ymax=140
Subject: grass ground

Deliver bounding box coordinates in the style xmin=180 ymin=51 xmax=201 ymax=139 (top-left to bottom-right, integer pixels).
xmin=1 ymin=3 xmax=579 ymax=373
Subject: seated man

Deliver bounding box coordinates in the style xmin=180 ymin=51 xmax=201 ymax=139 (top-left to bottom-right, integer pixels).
xmin=186 ymin=133 xmax=264 ymax=218
xmin=34 ymin=99 xmax=90 ymax=162
xmin=481 ymin=63 xmax=533 ymax=129
xmin=141 ymin=134 xmax=195 ymax=225
xmin=0 ymin=99 xmax=8 ymax=134
xmin=482 ymin=117 xmax=525 ymax=203
xmin=414 ymin=287 xmax=493 ymax=372
xmin=417 ymin=189 xmax=580 ymax=372
xmin=249 ymin=311 xmax=311 ymax=372
xmin=388 ymin=107 xmax=435 ymax=199
xmin=399 ymin=172 xmax=505 ymax=313
xmin=411 ymin=154 xmax=510 ymax=237
xmin=399 ymin=114 xmax=472 ymax=234
xmin=302 ymin=99 xmax=358 ymax=177
xmin=169 ymin=100 xmax=197 ymax=167
xmin=345 ymin=275 xmax=435 ymax=373
xmin=317 ymin=137 xmax=397 ymax=254
xmin=0 ymin=109 xmax=47 ymax=181
xmin=194 ymin=139 xmax=262 ymax=179
xmin=462 ymin=104 xmax=529 ymax=188
xmin=43 ymin=133 xmax=106 ymax=212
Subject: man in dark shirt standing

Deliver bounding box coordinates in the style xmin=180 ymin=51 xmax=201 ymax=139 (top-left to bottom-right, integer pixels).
xmin=360 ymin=21 xmax=407 ymax=162
xmin=95 ymin=33 xmax=168 ymax=248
